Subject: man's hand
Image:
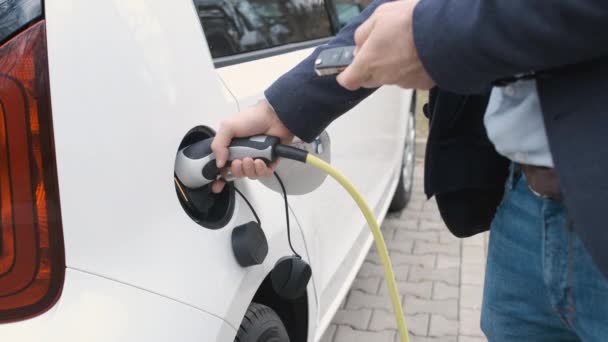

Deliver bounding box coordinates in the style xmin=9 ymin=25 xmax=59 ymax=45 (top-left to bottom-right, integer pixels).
xmin=337 ymin=0 xmax=435 ymax=90
xmin=210 ymin=99 xmax=294 ymax=193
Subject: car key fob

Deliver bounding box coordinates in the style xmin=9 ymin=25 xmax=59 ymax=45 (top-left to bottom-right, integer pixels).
xmin=314 ymin=46 xmax=355 ymax=76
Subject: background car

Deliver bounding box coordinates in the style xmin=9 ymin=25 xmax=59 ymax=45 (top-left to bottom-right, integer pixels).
xmin=0 ymin=0 xmax=415 ymax=341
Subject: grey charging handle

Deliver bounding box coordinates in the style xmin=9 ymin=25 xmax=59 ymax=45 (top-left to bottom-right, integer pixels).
xmin=175 ymin=135 xmax=280 ymax=189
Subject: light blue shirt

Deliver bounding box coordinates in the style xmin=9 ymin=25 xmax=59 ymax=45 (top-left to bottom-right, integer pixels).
xmin=484 ymin=80 xmax=554 ymax=167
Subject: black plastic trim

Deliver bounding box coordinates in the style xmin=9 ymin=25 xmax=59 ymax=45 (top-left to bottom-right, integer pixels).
xmin=325 ymin=0 xmax=341 ymax=35
xmin=175 ymin=126 xmax=235 ymax=230
xmin=214 ymin=38 xmax=331 ymax=68
xmin=202 ymin=161 xmax=219 ymax=181
xmin=230 ymin=136 xmax=279 ymax=151
xmin=0 ymin=0 xmax=44 ymax=47
xmin=183 ymin=138 xmax=213 ymax=158
xmin=275 ymin=144 xmax=308 ymax=163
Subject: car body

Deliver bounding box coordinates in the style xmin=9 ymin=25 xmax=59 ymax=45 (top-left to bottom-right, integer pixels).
xmin=0 ymin=0 xmax=415 ymax=341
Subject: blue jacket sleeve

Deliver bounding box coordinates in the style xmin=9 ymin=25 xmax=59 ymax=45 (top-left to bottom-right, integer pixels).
xmin=265 ymin=0 xmax=393 ymax=143
xmin=413 ymin=0 xmax=608 ymax=94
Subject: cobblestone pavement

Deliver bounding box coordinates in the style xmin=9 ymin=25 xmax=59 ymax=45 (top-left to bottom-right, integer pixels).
xmin=320 ymin=151 xmax=489 ymax=342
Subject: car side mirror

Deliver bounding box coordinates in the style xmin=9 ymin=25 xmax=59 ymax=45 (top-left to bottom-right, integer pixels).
xmin=259 ymin=131 xmax=331 ymax=195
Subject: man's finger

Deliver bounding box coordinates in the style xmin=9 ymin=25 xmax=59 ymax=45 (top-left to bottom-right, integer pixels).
xmin=354 ymin=15 xmax=374 ymax=48
xmin=231 ymin=159 xmax=244 ymax=178
xmin=254 ymin=159 xmax=271 ymax=178
xmin=337 ymin=46 xmax=373 ymax=91
xmin=211 ymin=179 xmax=225 ymax=194
xmin=242 ymin=158 xmax=257 ymax=178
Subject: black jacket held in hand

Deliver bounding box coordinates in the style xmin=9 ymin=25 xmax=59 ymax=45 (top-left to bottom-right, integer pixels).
xmin=423 ymin=89 xmax=509 ymax=238
xmin=264 ymin=0 xmax=608 ymax=278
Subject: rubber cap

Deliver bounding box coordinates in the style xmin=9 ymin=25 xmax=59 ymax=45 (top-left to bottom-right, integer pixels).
xmin=231 ymin=222 xmax=268 ymax=267
xmin=271 ymin=256 xmax=312 ymax=300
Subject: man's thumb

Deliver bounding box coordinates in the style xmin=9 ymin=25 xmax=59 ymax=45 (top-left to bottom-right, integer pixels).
xmin=211 ymin=123 xmax=234 ymax=168
xmin=337 ymin=49 xmax=370 ymax=91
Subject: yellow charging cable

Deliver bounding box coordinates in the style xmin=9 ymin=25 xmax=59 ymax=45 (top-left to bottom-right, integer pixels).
xmin=305 ymin=154 xmax=410 ymax=342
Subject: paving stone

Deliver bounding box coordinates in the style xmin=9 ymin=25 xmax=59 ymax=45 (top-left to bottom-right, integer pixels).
xmin=429 ymin=315 xmax=459 ymax=337
xmin=346 ymin=290 xmax=395 ymax=311
xmin=459 ymin=309 xmax=484 ymax=337
xmin=380 ymin=280 xmax=433 ymax=299
xmin=462 ymin=234 xmax=485 ymax=248
xmin=433 ymin=282 xmax=459 ymax=300
xmin=386 ymin=239 xmax=415 ymax=255
xmin=382 ymin=220 xmax=403 ymax=237
xmin=319 ymin=324 xmax=337 ymax=342
xmin=409 ymin=266 xmax=459 ymax=286
xmin=359 ymin=262 xmax=389 ymax=278
xmin=439 ymin=232 xmax=461 ymax=245
xmin=410 ymin=194 xmax=425 ymax=203
xmin=413 ymin=186 xmax=426 ymax=194
xmin=419 ymin=221 xmax=447 ymax=231
xmin=414 ymin=242 xmax=459 ymax=256
xmin=407 ymin=335 xmax=457 ymax=342
xmin=392 ymin=216 xmax=420 ymax=230
xmin=423 ymin=199 xmax=438 ymax=211
xmin=333 ymin=309 xmax=372 ymax=330
xmin=458 ymin=336 xmax=487 ymax=342
xmin=411 ymin=190 xmax=426 ymax=198
xmin=397 ymin=206 xmax=422 ymax=220
xmin=369 ymin=310 xmax=428 ymax=336
xmin=407 ymin=200 xmax=426 ymax=211
xmin=381 ymin=228 xmax=399 ymax=240
xmin=359 ymin=262 xmax=410 ymax=281
xmin=399 ymin=207 xmax=423 ymax=221
xmin=483 ymin=233 xmax=489 ymax=255
xmin=436 ymin=255 xmax=460 ymax=269
xmin=422 ymin=203 xmax=440 ymax=214
xmin=368 ymin=251 xmax=436 ymax=268
xmin=395 ymin=230 xmax=440 ymax=243
xmin=351 ymin=276 xmax=382 ymax=295
xmin=403 ymin=296 xmax=458 ymax=319
xmin=462 ymin=246 xmax=486 ymax=265
xmin=461 ymin=263 xmax=485 ymax=285
xmin=339 ymin=295 xmax=348 ymax=309
xmin=418 ymin=210 xmax=444 ymax=222
xmin=460 ymin=285 xmax=483 ymax=310
xmin=386 ymin=211 xmax=403 ymax=220
xmin=334 ymin=325 xmax=395 ymax=342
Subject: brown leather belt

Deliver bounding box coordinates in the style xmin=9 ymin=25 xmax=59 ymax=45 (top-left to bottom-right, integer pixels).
xmin=521 ymin=164 xmax=561 ymax=200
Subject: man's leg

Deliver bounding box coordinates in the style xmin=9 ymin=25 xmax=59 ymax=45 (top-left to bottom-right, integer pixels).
xmin=570 ymin=227 xmax=608 ymax=342
xmin=481 ymin=169 xmax=579 ymax=341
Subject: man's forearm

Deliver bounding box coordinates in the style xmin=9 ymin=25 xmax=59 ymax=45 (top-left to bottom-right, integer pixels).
xmin=414 ymin=0 xmax=608 ymax=94
xmin=265 ymin=0 xmax=393 ymax=143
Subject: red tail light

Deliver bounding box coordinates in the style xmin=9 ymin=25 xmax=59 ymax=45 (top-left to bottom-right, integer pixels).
xmin=0 ymin=21 xmax=65 ymax=323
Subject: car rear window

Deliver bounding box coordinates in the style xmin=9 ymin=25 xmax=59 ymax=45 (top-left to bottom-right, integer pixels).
xmin=0 ymin=0 xmax=43 ymax=45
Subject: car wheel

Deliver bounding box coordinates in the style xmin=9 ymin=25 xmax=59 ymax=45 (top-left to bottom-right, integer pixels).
xmin=235 ymin=303 xmax=290 ymax=342
xmin=389 ymin=92 xmax=416 ymax=212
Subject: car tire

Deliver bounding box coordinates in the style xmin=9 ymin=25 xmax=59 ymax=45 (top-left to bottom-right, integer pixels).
xmin=235 ymin=303 xmax=290 ymax=342
xmin=389 ymin=92 xmax=416 ymax=212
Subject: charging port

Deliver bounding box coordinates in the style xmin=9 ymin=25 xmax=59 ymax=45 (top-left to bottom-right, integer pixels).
xmin=175 ymin=126 xmax=235 ymax=229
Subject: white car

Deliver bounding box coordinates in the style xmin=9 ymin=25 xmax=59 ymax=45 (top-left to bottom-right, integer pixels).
xmin=0 ymin=0 xmax=416 ymax=341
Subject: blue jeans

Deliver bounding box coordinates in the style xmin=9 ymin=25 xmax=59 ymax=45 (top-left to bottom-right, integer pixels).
xmin=481 ymin=165 xmax=608 ymax=341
